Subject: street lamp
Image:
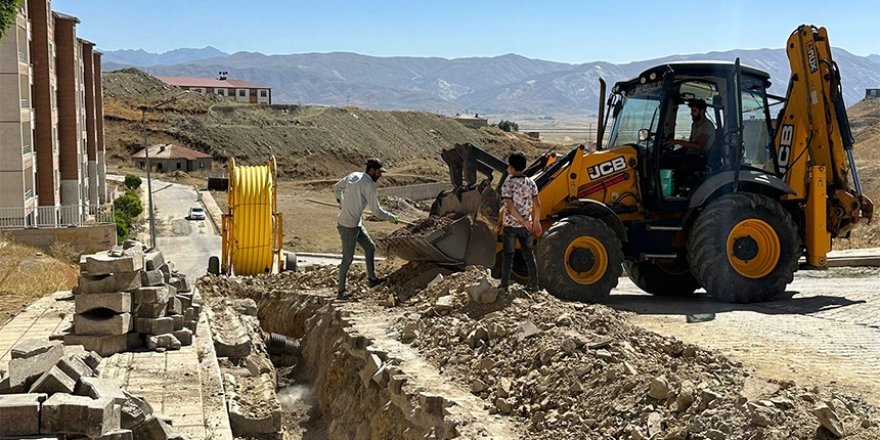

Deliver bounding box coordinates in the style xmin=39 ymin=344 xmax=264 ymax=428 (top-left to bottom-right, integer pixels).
xmin=141 ymin=91 xmax=189 ymax=250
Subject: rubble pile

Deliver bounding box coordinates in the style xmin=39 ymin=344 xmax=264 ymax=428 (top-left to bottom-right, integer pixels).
xmin=386 ymin=267 xmax=880 ymax=439
xmin=65 ymin=241 xmax=200 ymax=355
xmin=0 ymin=340 xmax=186 ymax=439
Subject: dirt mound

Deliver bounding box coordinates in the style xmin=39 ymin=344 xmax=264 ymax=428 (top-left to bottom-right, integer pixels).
xmin=837 ymin=98 xmax=880 ymax=249
xmin=199 ymin=265 xmax=880 ymax=438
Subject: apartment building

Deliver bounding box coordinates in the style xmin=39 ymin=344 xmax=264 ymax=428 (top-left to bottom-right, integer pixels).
xmin=158 ymin=75 xmax=272 ymax=105
xmin=0 ymin=0 xmax=107 ymax=228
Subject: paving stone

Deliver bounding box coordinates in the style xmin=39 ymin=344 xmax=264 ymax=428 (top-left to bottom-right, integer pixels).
xmin=82 ymin=352 xmax=103 ymax=369
xmin=132 ymin=286 xmax=173 ymax=305
xmin=166 ymin=297 xmax=182 ymax=316
xmin=0 ymin=375 xmax=25 ymax=394
xmin=173 ymin=328 xmax=193 ymax=347
xmin=185 ymin=320 xmax=198 ymax=333
xmin=41 ymin=394 xmax=121 ymax=437
xmin=11 ymin=340 xmax=62 ymax=360
xmin=140 ymin=269 xmax=165 ymax=287
xmin=8 ymin=343 xmax=65 ymax=390
xmin=183 ymin=307 xmax=195 ymax=322
xmin=134 ymin=302 xmax=167 ymax=318
xmin=146 ymin=334 xmax=181 ymax=351
xmin=56 ymin=355 xmax=96 ymax=382
xmin=132 ymin=416 xmax=176 ymax=440
xmin=76 ymin=272 xmax=141 ymax=295
xmin=29 ymin=365 xmax=77 ymax=394
xmin=170 ymin=274 xmax=191 ymax=293
xmin=74 ymin=313 xmax=133 ymax=336
xmin=64 ymin=334 xmax=129 ymax=357
xmin=144 ymin=251 xmax=165 ymax=271
xmin=122 ymin=240 xmax=144 ymax=250
xmin=76 ymin=377 xmax=128 ymax=405
xmin=158 ymin=263 xmax=171 ymax=276
xmin=83 ymin=252 xmax=143 ymax=276
xmin=0 ymin=393 xmax=47 ymax=436
xmin=73 ymin=429 xmax=133 ymax=440
xmin=176 ymin=294 xmax=193 ymax=310
xmin=172 ymin=314 xmax=184 ymax=331
xmin=76 ymin=292 xmax=132 ymax=315
xmin=135 ymin=317 xmax=174 ymax=335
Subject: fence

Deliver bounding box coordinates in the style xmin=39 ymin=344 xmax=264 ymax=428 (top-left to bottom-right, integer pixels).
xmin=0 ymin=204 xmax=115 ymax=230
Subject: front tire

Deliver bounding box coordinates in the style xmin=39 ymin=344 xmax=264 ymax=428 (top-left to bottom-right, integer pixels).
xmin=624 ymin=259 xmax=700 ymax=296
xmin=537 ymin=216 xmax=623 ymax=302
xmin=687 ymin=193 xmax=799 ymax=303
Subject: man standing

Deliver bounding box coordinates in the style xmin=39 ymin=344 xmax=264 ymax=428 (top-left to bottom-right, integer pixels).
xmin=499 ymin=152 xmax=541 ymax=292
xmin=334 ymin=158 xmax=398 ymax=300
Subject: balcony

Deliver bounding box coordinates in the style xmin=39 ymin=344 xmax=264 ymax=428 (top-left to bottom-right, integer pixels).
xmin=0 ymin=204 xmax=115 ymax=229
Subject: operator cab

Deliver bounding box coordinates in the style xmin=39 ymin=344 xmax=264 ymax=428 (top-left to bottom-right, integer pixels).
xmin=604 ymin=62 xmax=778 ymax=212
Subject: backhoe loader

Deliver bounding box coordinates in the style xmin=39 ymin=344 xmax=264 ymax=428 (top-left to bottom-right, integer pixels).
xmin=380 ymin=25 xmax=873 ymax=303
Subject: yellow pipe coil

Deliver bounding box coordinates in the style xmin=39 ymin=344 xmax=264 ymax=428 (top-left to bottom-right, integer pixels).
xmin=226 ymin=156 xmax=279 ymax=275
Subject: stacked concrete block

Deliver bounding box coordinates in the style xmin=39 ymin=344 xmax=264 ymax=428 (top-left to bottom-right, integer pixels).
xmin=0 ymin=342 xmax=186 ymax=439
xmin=65 ymin=242 xmax=200 ymax=355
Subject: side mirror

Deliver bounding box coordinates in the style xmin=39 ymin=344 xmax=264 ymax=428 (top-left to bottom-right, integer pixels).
xmin=638 ymin=129 xmax=650 ymax=142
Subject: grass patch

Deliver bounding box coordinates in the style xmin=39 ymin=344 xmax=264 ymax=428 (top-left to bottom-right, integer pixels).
xmin=0 ymin=239 xmax=79 ymax=327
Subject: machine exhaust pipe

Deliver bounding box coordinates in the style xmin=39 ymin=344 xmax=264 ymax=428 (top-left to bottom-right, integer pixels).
xmin=596 ymin=78 xmax=607 ymax=150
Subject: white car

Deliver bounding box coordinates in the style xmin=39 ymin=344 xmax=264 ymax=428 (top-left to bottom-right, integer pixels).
xmin=188 ymin=206 xmax=206 ymax=221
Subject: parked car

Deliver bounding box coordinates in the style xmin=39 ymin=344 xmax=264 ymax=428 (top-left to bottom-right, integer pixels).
xmin=188 ymin=206 xmax=206 ymax=221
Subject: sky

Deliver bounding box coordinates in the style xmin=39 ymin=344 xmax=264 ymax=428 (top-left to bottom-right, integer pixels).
xmin=52 ymin=0 xmax=880 ymax=64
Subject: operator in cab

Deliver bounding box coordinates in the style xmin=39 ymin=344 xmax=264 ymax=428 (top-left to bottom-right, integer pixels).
xmin=662 ymin=98 xmax=716 ymax=190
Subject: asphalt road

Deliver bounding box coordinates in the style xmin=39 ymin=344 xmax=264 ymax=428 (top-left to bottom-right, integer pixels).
xmin=150 ymin=180 xmax=220 ymax=281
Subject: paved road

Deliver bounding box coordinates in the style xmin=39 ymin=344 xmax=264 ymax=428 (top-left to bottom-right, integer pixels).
xmin=150 ymin=180 xmax=220 ymax=281
xmin=608 ymin=267 xmax=880 ymax=405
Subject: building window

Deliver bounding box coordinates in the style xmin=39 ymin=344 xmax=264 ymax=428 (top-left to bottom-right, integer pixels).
xmin=260 ymin=90 xmax=268 ymax=98
xmin=200 ymin=161 xmax=204 ymax=169
xmin=177 ymin=162 xmax=182 ymax=170
xmin=238 ymin=89 xmax=246 ymax=97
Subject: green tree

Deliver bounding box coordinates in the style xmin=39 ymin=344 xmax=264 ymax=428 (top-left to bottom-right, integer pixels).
xmin=124 ymin=174 xmax=142 ymax=190
xmin=498 ymin=120 xmax=519 ymax=132
xmin=113 ymin=191 xmax=143 ymax=221
xmin=114 ymin=214 xmax=130 ymax=242
xmin=0 ymin=0 xmax=23 ymax=43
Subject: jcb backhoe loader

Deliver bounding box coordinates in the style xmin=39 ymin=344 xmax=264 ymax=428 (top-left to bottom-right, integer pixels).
xmin=381 ymin=25 xmax=873 ymax=303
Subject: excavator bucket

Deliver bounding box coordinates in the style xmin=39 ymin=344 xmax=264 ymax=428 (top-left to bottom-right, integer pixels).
xmin=379 ymin=181 xmax=501 ymax=268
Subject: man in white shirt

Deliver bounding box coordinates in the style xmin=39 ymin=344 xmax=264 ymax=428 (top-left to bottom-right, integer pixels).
xmin=333 ymin=158 xmax=398 ymax=300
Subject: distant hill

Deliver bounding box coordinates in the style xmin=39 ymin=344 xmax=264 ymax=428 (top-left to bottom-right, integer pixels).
xmin=104 ymin=47 xmax=880 ymax=116
xmin=868 ymin=54 xmax=880 ymax=64
xmin=103 ymin=47 xmax=228 ymax=67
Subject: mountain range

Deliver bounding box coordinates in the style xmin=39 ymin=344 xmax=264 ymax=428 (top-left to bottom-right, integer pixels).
xmin=103 ymin=47 xmax=880 ymax=116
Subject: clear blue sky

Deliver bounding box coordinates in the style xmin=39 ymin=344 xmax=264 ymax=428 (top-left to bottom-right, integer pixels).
xmin=53 ymin=0 xmax=879 ymax=63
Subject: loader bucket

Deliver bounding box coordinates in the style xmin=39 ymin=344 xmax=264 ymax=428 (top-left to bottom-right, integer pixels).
xmin=379 ymin=215 xmax=497 ymax=268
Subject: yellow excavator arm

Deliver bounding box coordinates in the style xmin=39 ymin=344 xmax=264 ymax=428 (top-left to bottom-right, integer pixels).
xmin=775 ymin=25 xmax=873 ymax=266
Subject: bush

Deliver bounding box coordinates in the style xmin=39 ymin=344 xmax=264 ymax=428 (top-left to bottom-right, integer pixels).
xmin=48 ymin=241 xmax=79 ymax=263
xmin=0 ymin=0 xmax=23 ymax=41
xmin=114 ymin=214 xmax=130 ymax=242
xmin=113 ymin=191 xmax=143 ymax=221
xmin=124 ymin=174 xmax=142 ymax=190
xmin=498 ymin=120 xmax=519 ymax=132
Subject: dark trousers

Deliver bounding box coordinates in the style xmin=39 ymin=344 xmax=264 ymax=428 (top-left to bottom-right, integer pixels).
xmin=337 ymin=225 xmax=376 ymax=293
xmin=500 ymin=226 xmax=539 ymax=290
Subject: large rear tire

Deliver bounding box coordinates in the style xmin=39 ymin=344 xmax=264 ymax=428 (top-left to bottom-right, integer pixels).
xmin=537 ymin=216 xmax=623 ymax=302
xmin=687 ymin=193 xmax=799 ymax=303
xmin=623 ymin=259 xmax=700 ymax=296
xmin=207 ymin=256 xmax=220 ymax=275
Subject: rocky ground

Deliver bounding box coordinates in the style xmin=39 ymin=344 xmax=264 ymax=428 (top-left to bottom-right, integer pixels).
xmin=198 ymin=263 xmax=880 ymax=439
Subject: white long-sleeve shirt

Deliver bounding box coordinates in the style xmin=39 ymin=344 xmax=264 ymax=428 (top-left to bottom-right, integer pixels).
xmin=334 ymin=171 xmax=392 ymax=228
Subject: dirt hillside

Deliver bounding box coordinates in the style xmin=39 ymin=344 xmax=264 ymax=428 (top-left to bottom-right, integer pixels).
xmin=837 ymin=97 xmax=880 ymax=248
xmin=102 ymin=69 xmax=555 ymax=180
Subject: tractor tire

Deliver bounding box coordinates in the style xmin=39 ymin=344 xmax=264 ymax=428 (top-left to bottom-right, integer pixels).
xmin=623 ymin=260 xmax=700 ymax=296
xmin=536 ymin=216 xmax=623 ymax=302
xmin=207 ymin=256 xmax=220 ymax=275
xmin=687 ymin=193 xmax=799 ymax=303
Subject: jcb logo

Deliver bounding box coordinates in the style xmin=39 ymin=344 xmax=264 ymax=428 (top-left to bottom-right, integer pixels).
xmin=588 ymin=156 xmax=627 ymax=180
xmin=778 ymin=124 xmax=794 ymax=174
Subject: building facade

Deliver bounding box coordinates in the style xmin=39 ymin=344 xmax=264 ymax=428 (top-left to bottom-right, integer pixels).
xmin=0 ymin=0 xmax=107 ymax=228
xmin=132 ymin=144 xmax=213 ymax=173
xmin=157 ymin=76 xmax=272 ymax=105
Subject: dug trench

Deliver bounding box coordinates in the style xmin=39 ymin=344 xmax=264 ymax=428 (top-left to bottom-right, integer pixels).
xmin=198 ymin=263 xmax=880 ymax=439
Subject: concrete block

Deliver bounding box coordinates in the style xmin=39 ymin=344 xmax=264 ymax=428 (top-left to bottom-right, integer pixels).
xmin=166 ymin=297 xmax=182 ymax=316
xmin=158 ymin=263 xmax=171 ymax=276
xmin=11 ymin=340 xmax=62 ymax=360
xmin=132 ymin=416 xmax=175 ymax=440
xmin=76 ymin=292 xmax=132 ymax=315
xmin=0 ymin=375 xmax=25 ymax=394
xmin=76 ymin=272 xmax=141 ymax=295
xmin=30 ymin=365 xmax=77 ymax=394
xmin=82 ymin=352 xmax=103 ymax=370
xmin=172 ymin=314 xmax=184 ymax=331
xmin=41 ymin=394 xmax=121 ymax=437
xmin=169 ymin=275 xmax=191 ymax=293
xmin=74 ymin=313 xmax=133 ymax=336
xmin=140 ymin=269 xmax=165 ymax=287
xmin=122 ymin=239 xmax=144 ymax=250
xmin=57 ymin=355 xmax=97 ymax=382
xmin=183 ymin=307 xmax=195 ymax=322
xmin=143 ymin=251 xmax=165 ymax=271
xmin=64 ymin=334 xmax=128 ymax=357
xmin=172 ymin=328 xmax=193 ymax=347
xmin=120 ymin=391 xmax=153 ymax=430
xmin=146 ymin=334 xmax=181 ymax=351
xmin=135 ymin=317 xmax=174 ymax=335
xmin=176 ymin=294 xmax=193 ymax=310
xmin=0 ymin=393 xmax=47 ymax=437
xmin=8 ymin=343 xmax=65 ymax=390
xmin=185 ymin=320 xmax=198 ymax=333
xmin=83 ymin=252 xmax=143 ymax=276
xmin=76 ymin=377 xmax=127 ymax=405
xmin=134 ymin=302 xmax=167 ymax=318
xmin=132 ymin=286 xmax=172 ymax=305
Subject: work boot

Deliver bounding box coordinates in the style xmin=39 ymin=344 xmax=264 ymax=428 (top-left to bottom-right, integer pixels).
xmin=367 ymin=277 xmax=387 ymax=288
xmin=336 ymin=291 xmax=357 ymax=301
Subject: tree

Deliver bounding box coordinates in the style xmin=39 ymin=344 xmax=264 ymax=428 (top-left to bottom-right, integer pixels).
xmin=0 ymin=0 xmax=23 ymax=44
xmin=113 ymin=191 xmax=143 ymax=221
xmin=498 ymin=120 xmax=519 ymax=132
xmin=124 ymin=174 xmax=142 ymax=190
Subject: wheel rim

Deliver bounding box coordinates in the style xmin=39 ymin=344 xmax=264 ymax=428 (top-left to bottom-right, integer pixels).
xmin=564 ymin=236 xmax=608 ymax=285
xmin=726 ymin=219 xmax=780 ymax=279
